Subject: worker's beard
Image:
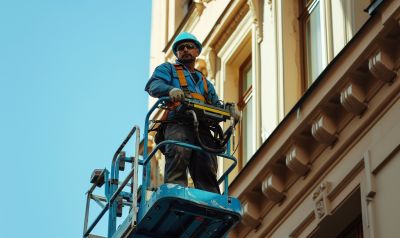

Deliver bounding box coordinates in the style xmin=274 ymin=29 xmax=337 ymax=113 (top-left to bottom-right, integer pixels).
xmin=178 ymin=55 xmax=196 ymax=64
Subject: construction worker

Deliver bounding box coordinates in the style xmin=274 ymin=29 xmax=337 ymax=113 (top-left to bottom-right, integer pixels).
xmin=145 ymin=32 xmax=239 ymax=194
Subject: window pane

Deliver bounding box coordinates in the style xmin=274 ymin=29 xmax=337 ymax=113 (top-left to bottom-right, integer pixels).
xmin=347 ymin=0 xmax=370 ymax=36
xmin=306 ymin=2 xmax=323 ymax=84
xmin=242 ymin=65 xmax=252 ymax=95
xmin=242 ymin=96 xmax=253 ymax=163
xmin=331 ymin=0 xmax=370 ymax=56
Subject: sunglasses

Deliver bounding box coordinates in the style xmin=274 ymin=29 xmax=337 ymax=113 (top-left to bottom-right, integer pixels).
xmin=177 ymin=43 xmax=196 ymax=51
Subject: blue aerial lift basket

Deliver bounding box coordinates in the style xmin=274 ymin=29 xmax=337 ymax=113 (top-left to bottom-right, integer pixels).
xmin=83 ymin=97 xmax=242 ymax=238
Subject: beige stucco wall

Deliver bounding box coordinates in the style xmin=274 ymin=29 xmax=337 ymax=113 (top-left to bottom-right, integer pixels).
xmin=369 ymin=97 xmax=400 ymax=238
xmin=265 ymin=96 xmax=400 ymax=238
xmin=373 ymin=151 xmax=400 ymax=238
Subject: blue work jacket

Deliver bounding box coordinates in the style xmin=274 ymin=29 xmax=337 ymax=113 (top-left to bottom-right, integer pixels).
xmin=145 ymin=62 xmax=221 ymax=107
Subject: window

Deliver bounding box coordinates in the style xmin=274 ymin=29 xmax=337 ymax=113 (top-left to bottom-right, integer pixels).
xmin=238 ymin=58 xmax=253 ymax=168
xmin=331 ymin=0 xmax=370 ymax=55
xmin=167 ymin=0 xmax=194 ymax=40
xmin=301 ymin=0 xmax=371 ymax=88
xmin=302 ymin=0 xmax=325 ymax=85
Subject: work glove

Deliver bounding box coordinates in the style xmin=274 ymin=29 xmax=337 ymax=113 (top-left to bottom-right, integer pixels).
xmin=227 ymin=103 xmax=241 ymax=124
xmin=169 ymin=88 xmax=184 ymax=102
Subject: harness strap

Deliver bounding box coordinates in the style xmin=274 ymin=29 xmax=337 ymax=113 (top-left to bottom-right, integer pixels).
xmin=173 ymin=64 xmax=210 ymax=104
xmin=174 ymin=65 xmax=191 ymax=97
xmin=158 ymin=64 xmax=212 ymax=123
xmin=190 ymin=93 xmax=206 ymax=102
xmin=202 ymin=75 xmax=208 ymax=95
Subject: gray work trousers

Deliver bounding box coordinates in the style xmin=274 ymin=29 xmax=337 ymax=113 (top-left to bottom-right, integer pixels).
xmin=163 ymin=122 xmax=220 ymax=194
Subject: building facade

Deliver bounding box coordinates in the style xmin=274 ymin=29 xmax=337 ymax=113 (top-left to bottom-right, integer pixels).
xmin=147 ymin=0 xmax=400 ymax=237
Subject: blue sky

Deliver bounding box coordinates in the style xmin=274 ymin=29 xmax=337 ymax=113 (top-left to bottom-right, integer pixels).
xmin=0 ymin=1 xmax=151 ymax=237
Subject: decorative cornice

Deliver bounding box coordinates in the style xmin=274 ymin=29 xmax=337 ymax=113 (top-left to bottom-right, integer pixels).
xmin=340 ymin=81 xmax=368 ymax=115
xmin=285 ymin=145 xmax=310 ymax=176
xmin=241 ymin=200 xmax=261 ymax=228
xmin=311 ymin=113 xmax=338 ymax=145
xmin=261 ymin=174 xmax=286 ymax=203
xmin=368 ymin=50 xmax=396 ymax=82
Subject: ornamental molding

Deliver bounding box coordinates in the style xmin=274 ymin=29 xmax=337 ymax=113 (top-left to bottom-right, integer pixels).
xmin=203 ymin=46 xmax=217 ymax=81
xmin=340 ymin=81 xmax=368 ymax=115
xmin=241 ymin=199 xmax=261 ymax=228
xmin=368 ymin=49 xmax=396 ymax=82
xmin=261 ymin=173 xmax=286 ymax=203
xmin=247 ymin=0 xmax=264 ymax=43
xmin=285 ymin=145 xmax=310 ymax=176
xmin=214 ymin=3 xmax=250 ymax=53
xmin=311 ymin=112 xmax=338 ymax=145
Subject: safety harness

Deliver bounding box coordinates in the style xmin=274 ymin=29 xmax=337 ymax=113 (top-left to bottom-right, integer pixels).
xmin=155 ymin=64 xmax=235 ymax=153
xmin=160 ymin=64 xmax=210 ymax=121
xmin=174 ymin=64 xmax=210 ymax=104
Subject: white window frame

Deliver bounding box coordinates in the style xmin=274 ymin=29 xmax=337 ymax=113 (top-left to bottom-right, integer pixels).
xmin=217 ymin=12 xmax=257 ymax=174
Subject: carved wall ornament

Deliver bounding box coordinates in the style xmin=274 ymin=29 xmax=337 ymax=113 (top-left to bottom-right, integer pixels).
xmin=261 ymin=174 xmax=286 ymax=203
xmin=368 ymin=50 xmax=396 ymax=82
xmin=340 ymin=82 xmax=368 ymax=115
xmin=311 ymin=113 xmax=337 ymax=145
xmin=285 ymin=145 xmax=310 ymax=176
xmin=312 ymin=182 xmax=331 ymax=222
xmin=247 ymin=0 xmax=264 ymax=43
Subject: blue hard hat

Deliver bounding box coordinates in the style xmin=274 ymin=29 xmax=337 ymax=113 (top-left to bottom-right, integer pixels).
xmin=172 ymin=32 xmax=202 ymax=56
